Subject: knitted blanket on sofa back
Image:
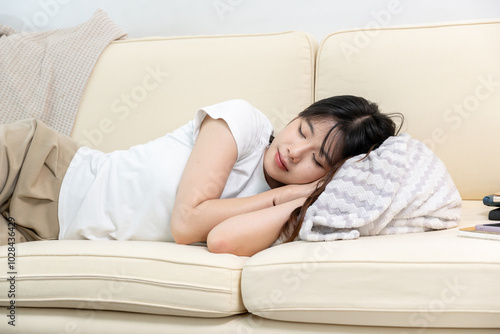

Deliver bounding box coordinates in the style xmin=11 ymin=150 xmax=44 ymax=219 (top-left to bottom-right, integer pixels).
xmin=299 ymin=133 xmax=462 ymax=241
xmin=0 ymin=9 xmax=126 ymax=135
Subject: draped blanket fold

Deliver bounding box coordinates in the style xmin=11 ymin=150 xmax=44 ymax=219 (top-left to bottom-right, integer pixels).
xmin=299 ymin=133 xmax=462 ymax=241
xmin=0 ymin=9 xmax=127 ymax=135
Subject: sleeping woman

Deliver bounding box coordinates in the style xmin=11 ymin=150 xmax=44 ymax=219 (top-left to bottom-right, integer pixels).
xmin=0 ymin=95 xmax=400 ymax=256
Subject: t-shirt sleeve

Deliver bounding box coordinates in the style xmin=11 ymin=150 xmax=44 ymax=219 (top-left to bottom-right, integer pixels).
xmin=193 ymin=99 xmax=272 ymax=160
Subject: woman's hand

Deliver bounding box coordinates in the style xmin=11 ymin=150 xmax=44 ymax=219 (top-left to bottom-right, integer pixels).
xmin=207 ymin=196 xmax=308 ymax=256
xmin=273 ymin=180 xmax=320 ymax=206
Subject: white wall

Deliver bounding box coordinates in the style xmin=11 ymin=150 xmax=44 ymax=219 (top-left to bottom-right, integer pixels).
xmin=1 ymin=0 xmax=500 ymax=43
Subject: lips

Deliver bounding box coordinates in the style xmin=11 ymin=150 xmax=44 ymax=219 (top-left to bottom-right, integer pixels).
xmin=274 ymin=150 xmax=288 ymax=171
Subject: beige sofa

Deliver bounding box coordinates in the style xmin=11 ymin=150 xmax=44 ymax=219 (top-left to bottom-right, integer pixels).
xmin=1 ymin=20 xmax=500 ymax=333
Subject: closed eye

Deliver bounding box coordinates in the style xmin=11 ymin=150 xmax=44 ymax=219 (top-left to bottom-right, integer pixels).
xmin=298 ymin=122 xmax=306 ymax=138
xmin=313 ymin=153 xmax=324 ymax=168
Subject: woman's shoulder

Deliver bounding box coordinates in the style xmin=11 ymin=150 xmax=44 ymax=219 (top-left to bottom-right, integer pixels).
xmin=195 ymin=99 xmax=273 ymax=159
xmin=202 ymin=99 xmax=265 ymax=116
xmin=215 ymin=99 xmax=271 ymax=128
xmin=198 ymin=99 xmax=272 ymax=130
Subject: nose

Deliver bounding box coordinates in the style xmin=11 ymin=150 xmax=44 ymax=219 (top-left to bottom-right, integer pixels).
xmin=288 ymin=142 xmax=309 ymax=163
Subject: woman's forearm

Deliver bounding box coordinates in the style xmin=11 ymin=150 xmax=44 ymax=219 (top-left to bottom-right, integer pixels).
xmin=172 ymin=185 xmax=307 ymax=244
xmin=206 ymin=197 xmax=306 ymax=256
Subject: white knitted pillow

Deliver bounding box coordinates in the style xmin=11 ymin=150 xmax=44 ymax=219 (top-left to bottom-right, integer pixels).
xmin=299 ymin=133 xmax=462 ymax=241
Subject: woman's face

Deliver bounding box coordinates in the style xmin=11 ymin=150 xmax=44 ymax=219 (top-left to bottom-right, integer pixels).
xmin=263 ymin=117 xmax=335 ymax=188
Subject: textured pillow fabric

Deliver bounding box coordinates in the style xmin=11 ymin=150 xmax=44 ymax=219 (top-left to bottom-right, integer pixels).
xmin=300 ymin=133 xmax=462 ymax=241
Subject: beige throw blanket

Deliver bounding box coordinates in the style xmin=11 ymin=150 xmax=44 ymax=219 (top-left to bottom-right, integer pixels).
xmin=0 ymin=9 xmax=127 ymax=135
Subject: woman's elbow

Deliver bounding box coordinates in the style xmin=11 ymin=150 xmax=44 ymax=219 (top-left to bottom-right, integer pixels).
xmin=207 ymin=229 xmax=259 ymax=256
xmin=171 ymin=219 xmax=197 ymax=245
xmin=207 ymin=230 xmax=237 ymax=255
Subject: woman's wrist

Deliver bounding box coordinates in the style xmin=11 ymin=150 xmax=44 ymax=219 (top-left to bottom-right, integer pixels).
xmin=270 ymin=180 xmax=317 ymax=207
xmin=272 ymin=186 xmax=289 ymax=207
xmin=273 ymin=185 xmax=300 ymax=206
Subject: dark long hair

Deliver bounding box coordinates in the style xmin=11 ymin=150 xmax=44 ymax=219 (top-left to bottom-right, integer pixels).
xmin=280 ymin=95 xmax=403 ymax=242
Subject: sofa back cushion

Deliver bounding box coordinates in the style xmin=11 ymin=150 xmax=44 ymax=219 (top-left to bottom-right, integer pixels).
xmin=71 ymin=31 xmax=317 ymax=153
xmin=315 ymin=21 xmax=500 ymax=200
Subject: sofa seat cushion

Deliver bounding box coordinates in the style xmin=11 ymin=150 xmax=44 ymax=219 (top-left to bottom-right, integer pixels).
xmin=0 ymin=240 xmax=247 ymax=317
xmin=242 ymin=200 xmax=500 ymax=328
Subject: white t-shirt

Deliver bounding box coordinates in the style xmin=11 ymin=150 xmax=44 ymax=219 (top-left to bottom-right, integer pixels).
xmin=58 ymin=99 xmax=274 ymax=242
